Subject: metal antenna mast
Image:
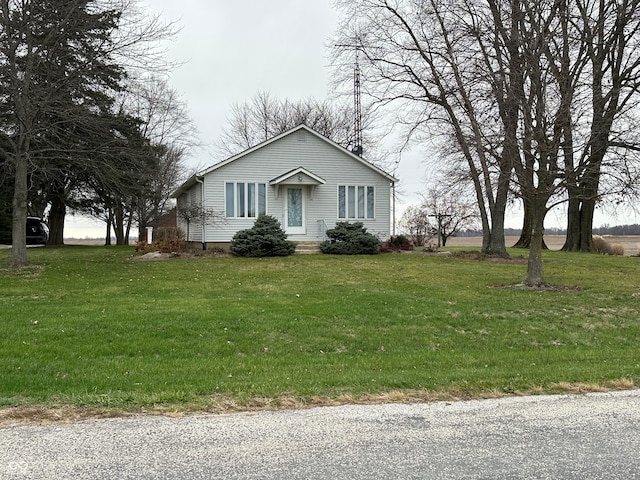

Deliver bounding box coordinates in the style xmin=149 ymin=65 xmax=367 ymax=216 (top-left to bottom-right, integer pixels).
xmin=352 ymin=48 xmax=363 ymax=157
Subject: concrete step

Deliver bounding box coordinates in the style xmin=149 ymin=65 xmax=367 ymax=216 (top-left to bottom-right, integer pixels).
xmin=294 ymin=241 xmax=322 ymax=254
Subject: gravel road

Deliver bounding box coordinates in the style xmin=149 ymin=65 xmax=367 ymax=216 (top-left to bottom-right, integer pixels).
xmin=1 ymin=389 xmax=639 ymax=479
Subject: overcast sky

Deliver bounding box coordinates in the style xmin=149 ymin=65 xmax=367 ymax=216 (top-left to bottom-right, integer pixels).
xmin=65 ymin=0 xmax=637 ymax=237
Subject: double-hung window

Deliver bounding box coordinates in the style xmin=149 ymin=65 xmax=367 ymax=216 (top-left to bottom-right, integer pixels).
xmin=226 ymin=182 xmax=266 ymax=218
xmin=338 ymin=185 xmax=375 ymax=219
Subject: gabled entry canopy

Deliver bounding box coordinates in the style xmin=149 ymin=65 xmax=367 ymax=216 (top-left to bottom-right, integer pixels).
xmin=270 ymin=167 xmax=326 ymax=199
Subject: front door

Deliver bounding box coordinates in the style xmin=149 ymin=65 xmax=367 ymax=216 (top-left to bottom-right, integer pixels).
xmin=285 ymin=187 xmax=305 ymax=235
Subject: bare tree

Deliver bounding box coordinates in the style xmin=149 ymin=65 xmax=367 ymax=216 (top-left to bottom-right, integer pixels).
xmin=215 ymin=91 xmax=376 ymax=160
xmin=334 ymin=0 xmax=640 ymax=286
xmin=421 ymin=185 xmax=478 ymax=247
xmin=501 ymin=0 xmax=640 ymax=255
xmin=121 ymin=75 xmax=197 ymax=241
xmin=333 ymin=0 xmax=512 ymax=257
xmin=560 ymin=0 xmax=640 ymax=252
xmin=399 ymin=204 xmax=430 ymax=246
xmin=176 ymin=203 xmax=225 ymax=245
xmin=126 ymin=76 xmax=194 ymax=145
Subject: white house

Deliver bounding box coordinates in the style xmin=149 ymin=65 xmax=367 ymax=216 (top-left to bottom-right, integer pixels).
xmin=172 ymin=124 xmax=396 ymax=249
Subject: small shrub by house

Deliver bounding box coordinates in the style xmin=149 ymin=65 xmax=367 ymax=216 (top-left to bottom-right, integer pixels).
xmin=153 ymin=227 xmax=185 ymax=243
xmin=380 ymin=234 xmax=414 ymax=253
xmin=134 ymin=227 xmax=186 ymax=255
xmin=230 ymin=214 xmax=296 ymax=257
xmin=320 ymin=221 xmax=380 ymax=255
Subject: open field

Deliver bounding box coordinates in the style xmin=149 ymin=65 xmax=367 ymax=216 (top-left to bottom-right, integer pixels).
xmin=446 ymin=235 xmax=640 ymax=256
xmin=0 ymin=245 xmax=639 ymax=419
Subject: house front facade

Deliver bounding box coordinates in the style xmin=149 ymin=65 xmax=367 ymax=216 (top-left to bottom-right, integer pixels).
xmin=172 ymin=125 xmax=396 ymax=248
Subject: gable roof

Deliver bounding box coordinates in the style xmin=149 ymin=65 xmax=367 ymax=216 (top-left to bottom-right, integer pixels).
xmin=206 ymin=124 xmax=395 ymax=180
xmin=172 ymin=124 xmax=396 ymax=198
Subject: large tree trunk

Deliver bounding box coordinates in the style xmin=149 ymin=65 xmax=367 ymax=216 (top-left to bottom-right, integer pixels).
xmin=513 ymin=196 xmax=549 ymax=250
xmin=562 ymin=181 xmax=597 ymax=253
xmin=578 ymin=197 xmax=596 ymax=252
xmin=105 ymin=208 xmax=113 ymax=246
xmin=562 ymin=187 xmax=581 ymax=251
xmin=113 ymin=204 xmax=126 ymax=245
xmin=124 ymin=204 xmax=134 ymax=245
xmin=513 ymin=197 xmax=534 ymax=248
xmin=9 ymin=152 xmax=29 ymax=268
xmin=524 ymin=196 xmax=547 ymax=287
xmin=483 ymin=171 xmax=509 ymax=256
xmin=47 ymin=197 xmax=66 ymax=246
xmin=484 ymin=219 xmax=507 ymax=256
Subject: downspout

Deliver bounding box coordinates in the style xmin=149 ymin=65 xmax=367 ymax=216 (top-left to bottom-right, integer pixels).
xmin=392 ymin=180 xmax=396 ymax=237
xmin=392 ymin=153 xmax=400 ymax=239
xmin=196 ymin=176 xmax=206 ymax=250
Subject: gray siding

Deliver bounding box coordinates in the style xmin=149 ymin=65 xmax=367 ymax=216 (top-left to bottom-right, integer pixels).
xmin=198 ymin=129 xmax=393 ymax=242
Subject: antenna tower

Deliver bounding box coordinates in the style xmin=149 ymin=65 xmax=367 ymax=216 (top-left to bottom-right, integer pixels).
xmin=352 ymin=48 xmax=363 ymax=157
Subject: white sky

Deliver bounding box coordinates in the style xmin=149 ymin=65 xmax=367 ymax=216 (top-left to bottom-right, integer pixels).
xmin=65 ymin=0 xmax=637 ymax=238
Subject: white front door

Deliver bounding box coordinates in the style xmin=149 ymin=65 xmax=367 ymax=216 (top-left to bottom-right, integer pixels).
xmin=285 ymin=187 xmax=305 ymax=235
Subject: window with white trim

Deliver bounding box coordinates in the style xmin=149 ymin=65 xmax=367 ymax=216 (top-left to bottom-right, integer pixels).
xmin=225 ymin=182 xmax=266 ymax=218
xmin=338 ymin=185 xmax=375 ymax=219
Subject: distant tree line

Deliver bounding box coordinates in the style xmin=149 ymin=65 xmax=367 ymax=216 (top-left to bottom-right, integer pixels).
xmin=456 ymin=225 xmax=640 ymax=238
xmin=591 ymin=225 xmax=640 ymax=236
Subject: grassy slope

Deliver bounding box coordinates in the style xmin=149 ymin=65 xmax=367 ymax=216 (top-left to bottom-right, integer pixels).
xmin=0 ymin=246 xmax=638 ymax=413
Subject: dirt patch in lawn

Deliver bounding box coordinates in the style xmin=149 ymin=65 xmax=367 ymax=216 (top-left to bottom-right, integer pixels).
xmin=491 ymin=283 xmax=584 ymax=293
xmin=131 ymin=250 xmax=232 ymax=261
xmin=448 ymin=250 xmax=528 ymax=264
xmin=423 ymin=249 xmax=527 ymax=264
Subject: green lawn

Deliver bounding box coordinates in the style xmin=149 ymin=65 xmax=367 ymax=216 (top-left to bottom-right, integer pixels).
xmin=1 ymin=246 xmax=639 ymax=414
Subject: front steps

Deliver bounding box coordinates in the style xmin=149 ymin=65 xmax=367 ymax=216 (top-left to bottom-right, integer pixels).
xmin=294 ymin=241 xmax=322 ymax=254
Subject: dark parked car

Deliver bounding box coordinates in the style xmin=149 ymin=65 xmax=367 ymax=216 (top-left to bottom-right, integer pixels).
xmin=26 ymin=217 xmax=49 ymax=245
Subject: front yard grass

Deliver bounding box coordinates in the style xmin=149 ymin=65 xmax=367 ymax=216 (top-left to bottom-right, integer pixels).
xmin=1 ymin=246 xmax=638 ymax=419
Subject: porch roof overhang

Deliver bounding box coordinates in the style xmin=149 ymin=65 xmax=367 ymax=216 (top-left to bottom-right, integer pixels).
xmin=269 ymin=167 xmax=326 ymax=199
xmin=269 ymin=167 xmax=326 ymax=186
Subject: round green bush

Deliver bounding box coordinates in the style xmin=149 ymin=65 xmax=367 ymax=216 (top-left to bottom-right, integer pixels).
xmin=230 ymin=214 xmax=296 ymax=257
xmin=319 ymin=221 xmax=380 ymax=255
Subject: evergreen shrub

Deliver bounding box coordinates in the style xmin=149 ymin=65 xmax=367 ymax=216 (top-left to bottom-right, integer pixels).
xmin=230 ymin=214 xmax=296 ymax=257
xmin=319 ymin=221 xmax=380 ymax=255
